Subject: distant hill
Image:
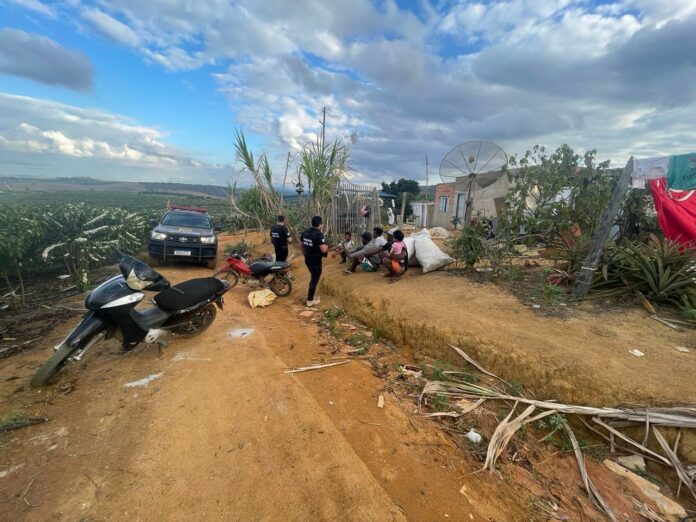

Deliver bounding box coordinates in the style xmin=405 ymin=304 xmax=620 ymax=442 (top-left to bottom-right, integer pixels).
xmin=0 ymin=176 xmax=230 ymax=198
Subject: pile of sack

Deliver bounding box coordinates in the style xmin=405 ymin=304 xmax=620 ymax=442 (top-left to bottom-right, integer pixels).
xmin=404 ymin=228 xmax=454 ymax=273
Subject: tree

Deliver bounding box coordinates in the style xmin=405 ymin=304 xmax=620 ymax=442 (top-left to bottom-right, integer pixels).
xmin=0 ymin=204 xmax=44 ymax=305
xmin=502 ymin=144 xmax=615 ymax=241
xmin=381 ymin=179 xmax=420 ymax=217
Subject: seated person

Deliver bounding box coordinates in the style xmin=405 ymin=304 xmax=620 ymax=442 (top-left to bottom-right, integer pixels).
xmin=372 ymin=227 xmax=387 ymax=249
xmin=382 ymin=229 xmax=408 ymax=280
xmin=344 ymin=232 xmax=383 ymax=274
xmin=332 ymin=232 xmax=354 ymax=263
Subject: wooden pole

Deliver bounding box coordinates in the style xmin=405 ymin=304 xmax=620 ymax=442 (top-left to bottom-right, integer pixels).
xmin=572 ymin=156 xmax=634 ymax=300
xmin=399 ymin=191 xmax=407 ymax=225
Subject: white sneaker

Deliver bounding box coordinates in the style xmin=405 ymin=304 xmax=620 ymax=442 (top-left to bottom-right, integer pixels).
xmin=306 ymin=300 xmax=314 ymax=307
xmin=312 ymin=297 xmax=321 ymax=304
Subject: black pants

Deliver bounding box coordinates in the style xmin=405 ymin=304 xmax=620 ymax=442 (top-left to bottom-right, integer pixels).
xmin=274 ymin=244 xmax=288 ymax=262
xmin=304 ymin=256 xmax=322 ymax=301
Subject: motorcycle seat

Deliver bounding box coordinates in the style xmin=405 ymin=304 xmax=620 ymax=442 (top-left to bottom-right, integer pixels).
xmin=248 ymin=261 xmax=289 ymax=274
xmin=154 ymin=277 xmax=224 ymax=312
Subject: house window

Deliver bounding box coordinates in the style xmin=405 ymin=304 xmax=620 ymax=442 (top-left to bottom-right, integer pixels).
xmin=439 ymin=195 xmax=449 ymax=212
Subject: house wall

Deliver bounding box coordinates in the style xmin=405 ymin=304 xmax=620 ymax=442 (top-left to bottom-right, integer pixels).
xmin=432 ymin=182 xmax=456 ymax=227
xmin=456 ymin=174 xmax=512 ymax=219
xmin=411 ymin=202 xmax=434 ymax=228
xmin=431 ymin=174 xmax=512 ymax=229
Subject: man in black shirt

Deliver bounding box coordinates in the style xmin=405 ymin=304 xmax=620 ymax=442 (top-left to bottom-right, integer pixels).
xmin=270 ymin=215 xmax=291 ymax=262
xmin=300 ymin=215 xmax=328 ymax=307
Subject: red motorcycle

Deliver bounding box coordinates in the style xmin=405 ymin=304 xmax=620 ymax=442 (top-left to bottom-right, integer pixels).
xmin=213 ymin=253 xmax=293 ymax=296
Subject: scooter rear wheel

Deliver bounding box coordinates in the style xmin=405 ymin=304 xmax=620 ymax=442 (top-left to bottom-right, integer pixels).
xmin=213 ymin=269 xmax=239 ymax=289
xmin=30 ymin=344 xmax=76 ymax=388
xmin=173 ymin=304 xmax=217 ymax=338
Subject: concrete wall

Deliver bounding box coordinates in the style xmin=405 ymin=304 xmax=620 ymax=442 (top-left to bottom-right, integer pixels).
xmin=432 ymin=182 xmax=456 ymax=227
xmin=431 ymin=173 xmax=510 ymax=229
xmin=458 ymin=174 xmax=511 ymax=219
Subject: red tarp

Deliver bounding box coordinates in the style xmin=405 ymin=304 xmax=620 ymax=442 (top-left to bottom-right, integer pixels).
xmin=648 ymin=177 xmax=696 ymax=246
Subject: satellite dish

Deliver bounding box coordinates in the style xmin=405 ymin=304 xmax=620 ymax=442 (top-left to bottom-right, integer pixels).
xmin=439 ymin=141 xmax=507 ymax=222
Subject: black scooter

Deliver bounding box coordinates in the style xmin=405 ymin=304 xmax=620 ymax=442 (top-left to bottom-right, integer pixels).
xmin=31 ymin=253 xmax=230 ymax=387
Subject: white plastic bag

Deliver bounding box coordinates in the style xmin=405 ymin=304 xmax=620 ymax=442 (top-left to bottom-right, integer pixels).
xmin=403 ymin=236 xmax=420 ymax=267
xmin=428 ymin=227 xmax=453 ymax=239
xmin=414 ymin=236 xmax=454 ymax=273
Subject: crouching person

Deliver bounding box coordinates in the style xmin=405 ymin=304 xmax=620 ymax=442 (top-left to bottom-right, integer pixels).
xmin=332 ymin=232 xmax=354 ymax=263
xmin=382 ymin=229 xmax=408 ymax=281
xmin=344 ymin=232 xmax=382 ymax=274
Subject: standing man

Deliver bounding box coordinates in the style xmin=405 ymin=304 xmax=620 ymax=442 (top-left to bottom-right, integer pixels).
xmin=270 ymin=215 xmax=291 ymax=262
xmin=300 ymin=215 xmax=329 ymax=307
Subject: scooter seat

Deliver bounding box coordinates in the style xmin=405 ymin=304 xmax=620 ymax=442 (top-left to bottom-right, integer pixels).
xmin=248 ymin=261 xmax=289 ymax=274
xmin=154 ymin=277 xmax=224 ymax=312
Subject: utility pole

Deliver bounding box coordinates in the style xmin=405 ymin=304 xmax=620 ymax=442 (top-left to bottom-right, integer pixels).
xmin=280 ymin=151 xmax=291 ymax=207
xmin=320 ymin=107 xmax=326 ymax=151
xmin=425 ymin=154 xmax=429 ymax=203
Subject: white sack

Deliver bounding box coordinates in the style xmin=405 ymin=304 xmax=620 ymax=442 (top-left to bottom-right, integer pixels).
xmin=403 ymin=236 xmax=420 ymax=267
xmin=428 ymin=227 xmax=453 ymax=239
xmin=414 ymin=236 xmax=454 ymax=273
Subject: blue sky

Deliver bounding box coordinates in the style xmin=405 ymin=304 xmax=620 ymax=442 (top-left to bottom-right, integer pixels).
xmin=1 ymin=0 xmax=695 ymax=186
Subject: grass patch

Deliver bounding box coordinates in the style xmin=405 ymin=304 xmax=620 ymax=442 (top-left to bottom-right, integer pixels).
xmin=346 ymin=333 xmax=371 ymax=352
xmin=429 ymin=393 xmax=450 ymax=412
xmin=224 ymin=240 xmax=250 ymax=256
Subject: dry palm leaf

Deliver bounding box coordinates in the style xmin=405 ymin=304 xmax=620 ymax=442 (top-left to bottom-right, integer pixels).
xmin=652 ymin=427 xmax=696 ymax=499
xmin=420 ymin=381 xmax=696 ymax=428
xmin=447 ymin=344 xmax=508 ymax=384
xmin=563 ymin=421 xmax=617 ymax=521
xmin=484 ymin=404 xmax=556 ymax=472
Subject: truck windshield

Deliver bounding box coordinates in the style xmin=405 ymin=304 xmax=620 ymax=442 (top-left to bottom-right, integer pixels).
xmin=161 ymin=213 xmax=211 ymax=228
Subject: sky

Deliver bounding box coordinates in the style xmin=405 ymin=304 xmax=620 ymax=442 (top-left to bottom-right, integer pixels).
xmin=0 ymin=0 xmax=695 ymax=187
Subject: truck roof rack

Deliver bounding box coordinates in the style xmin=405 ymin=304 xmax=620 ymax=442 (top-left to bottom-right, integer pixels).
xmin=166 ymin=202 xmax=209 ymax=214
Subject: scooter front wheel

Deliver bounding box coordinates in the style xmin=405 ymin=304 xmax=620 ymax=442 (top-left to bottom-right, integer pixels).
xmin=30 ymin=344 xmax=76 ymax=388
xmin=213 ymin=269 xmax=239 ymax=289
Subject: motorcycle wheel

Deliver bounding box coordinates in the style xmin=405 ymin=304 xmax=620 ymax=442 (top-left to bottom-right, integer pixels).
xmin=269 ymin=274 xmax=293 ymax=297
xmin=30 ymin=344 xmax=76 ymax=388
xmin=213 ymin=269 xmax=239 ymax=289
xmin=172 ymin=304 xmax=217 ymax=338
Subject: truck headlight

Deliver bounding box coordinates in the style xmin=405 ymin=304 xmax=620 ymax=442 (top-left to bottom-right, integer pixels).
xmin=151 ymin=231 xmax=167 ymax=240
xmin=200 ymin=236 xmax=216 ymax=244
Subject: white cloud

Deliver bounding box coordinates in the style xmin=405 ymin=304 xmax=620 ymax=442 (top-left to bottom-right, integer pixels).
xmin=82 ymin=8 xmax=141 ymax=47
xmin=6 ymin=0 xmax=56 ymax=18
xmin=5 ymin=0 xmax=696 ymax=183
xmin=0 ymin=93 xmax=227 ymax=182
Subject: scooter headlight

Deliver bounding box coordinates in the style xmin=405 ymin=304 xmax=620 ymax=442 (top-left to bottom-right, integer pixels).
xmin=200 ymin=236 xmax=216 ymax=244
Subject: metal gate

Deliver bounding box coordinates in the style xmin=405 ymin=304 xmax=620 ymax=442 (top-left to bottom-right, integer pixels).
xmin=330 ymin=183 xmax=379 ymax=241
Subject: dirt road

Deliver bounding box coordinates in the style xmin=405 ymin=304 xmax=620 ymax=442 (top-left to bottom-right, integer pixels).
xmin=1 ymin=261 xmax=518 ymax=521
xmin=2 ymin=237 xmax=684 ymax=521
